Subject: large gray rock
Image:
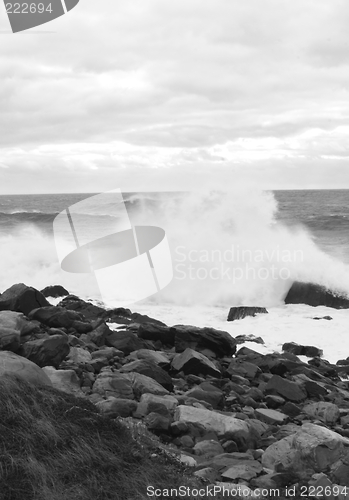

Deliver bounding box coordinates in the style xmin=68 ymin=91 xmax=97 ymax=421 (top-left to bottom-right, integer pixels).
xmin=172 ymin=325 xmax=236 ymax=357
xmin=255 ymin=408 xmax=289 ymax=425
xmin=20 ymin=334 xmax=70 ymax=368
xmin=42 ymin=366 xmax=83 ymax=395
xmin=284 ymin=281 xmax=349 ymax=309
xmin=303 ymin=402 xmax=340 ymax=425
xmin=184 ymin=382 xmax=224 ymax=409
xmin=262 ymin=423 xmax=349 ymax=479
xmin=129 ymin=349 xmax=171 ymax=368
xmin=0 ymin=283 xmax=50 ymax=316
xmin=0 ymin=351 xmax=52 ymax=387
xmin=92 ymin=371 xmax=134 ymax=399
xmin=85 ymin=322 xmax=111 ymax=347
xmin=136 ymin=393 xmax=178 ymax=416
xmin=105 ymin=330 xmax=152 ymax=355
xmin=174 ymin=405 xmax=255 ymax=443
xmin=66 ymin=347 xmax=92 ymax=365
xmin=125 ymin=372 xmax=169 ymax=399
xmin=227 ymin=306 xmax=268 ymax=321
xmin=120 ymin=359 xmax=173 ymax=391
xmin=172 ymin=348 xmax=221 ymax=377
xmin=265 ymin=374 xmax=307 ymax=402
xmin=29 ymin=306 xmax=91 ymax=331
xmin=137 ymin=322 xmax=175 ymax=345
xmin=0 ymin=310 xmax=32 ymax=351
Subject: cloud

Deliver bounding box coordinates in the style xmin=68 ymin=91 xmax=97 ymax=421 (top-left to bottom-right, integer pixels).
xmin=1 ymin=0 xmax=349 ymax=192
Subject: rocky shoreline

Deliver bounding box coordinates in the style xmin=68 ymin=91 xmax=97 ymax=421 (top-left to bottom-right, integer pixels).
xmin=1 ymin=283 xmax=349 ymax=499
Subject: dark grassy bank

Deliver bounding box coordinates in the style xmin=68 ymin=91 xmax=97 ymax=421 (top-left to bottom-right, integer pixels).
xmin=0 ymin=375 xmax=223 ymax=500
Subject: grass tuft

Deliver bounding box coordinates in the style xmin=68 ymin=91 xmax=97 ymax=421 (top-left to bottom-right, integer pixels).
xmin=0 ymin=375 xmax=228 ymax=500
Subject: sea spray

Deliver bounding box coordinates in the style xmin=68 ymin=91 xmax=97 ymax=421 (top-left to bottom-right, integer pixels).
xmin=128 ymin=189 xmax=349 ymax=306
xmin=1 ymin=189 xmax=349 ymax=308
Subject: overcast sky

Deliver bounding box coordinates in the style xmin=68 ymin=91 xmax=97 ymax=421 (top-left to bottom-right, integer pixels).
xmin=1 ymin=0 xmax=349 ymax=193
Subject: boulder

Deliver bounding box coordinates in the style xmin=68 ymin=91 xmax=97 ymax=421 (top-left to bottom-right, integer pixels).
xmin=227 ymin=306 xmax=268 ymax=321
xmin=120 ymin=359 xmax=173 ymax=391
xmin=184 ymin=383 xmax=224 ymax=409
xmin=193 ymin=440 xmax=224 ymax=458
xmin=20 ymin=334 xmax=70 ymax=368
xmin=85 ymin=322 xmax=111 ymax=347
xmin=42 ymin=366 xmax=82 ymax=395
xmin=66 ymin=347 xmax=92 ymax=365
xmin=227 ymin=359 xmax=261 ymax=380
xmin=282 ymin=342 xmax=323 ymax=358
xmin=29 ymin=306 xmax=89 ymax=330
xmin=0 ymin=351 xmax=52 ymax=387
xmin=255 ymin=408 xmax=289 ymax=425
xmin=172 ymin=348 xmax=221 ymax=378
xmin=284 ymin=281 xmax=349 ymax=309
xmin=125 ymin=372 xmax=169 ymax=399
xmin=136 ymin=393 xmax=178 ymax=417
xmin=144 ymin=412 xmax=171 ymax=432
xmin=95 ymin=397 xmax=137 ymax=418
xmin=0 ymin=283 xmax=50 ymax=316
xmin=0 ymin=310 xmax=32 ymax=352
xmin=172 ymin=325 xmax=236 ymax=357
xmin=40 ymin=285 xmax=69 ymax=298
xmin=92 ymin=372 xmax=134 ymax=399
xmin=262 ymin=423 xmax=349 ymax=479
xmin=129 ymin=349 xmax=171 ymax=368
xmin=303 ymin=402 xmax=340 ymax=425
xmin=174 ymin=405 xmax=256 ymax=444
xmin=137 ymin=322 xmax=175 ymax=345
xmin=58 ymin=295 xmax=107 ymax=320
xmin=265 ymin=374 xmax=307 ymax=402
xmin=105 ymin=330 xmax=153 ymax=355
xmin=221 ymin=460 xmax=263 ymax=481
xmin=235 ymin=334 xmax=265 ymax=345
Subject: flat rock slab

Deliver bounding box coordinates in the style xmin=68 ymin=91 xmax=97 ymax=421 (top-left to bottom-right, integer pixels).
xmin=265 ymin=374 xmax=307 ymax=402
xmin=262 ymin=423 xmax=349 ymax=477
xmin=0 ymin=351 xmax=52 ymax=387
xmin=255 ymin=408 xmax=289 ymax=425
xmin=42 ymin=366 xmax=82 ymax=395
xmin=175 ymin=405 xmax=251 ymax=440
xmin=172 ymin=348 xmax=221 ymax=377
xmin=227 ymin=306 xmax=268 ymax=321
xmin=92 ymin=372 xmax=134 ymax=399
xmin=221 ymin=460 xmax=263 ymax=481
xmin=172 ymin=324 xmax=237 ymax=357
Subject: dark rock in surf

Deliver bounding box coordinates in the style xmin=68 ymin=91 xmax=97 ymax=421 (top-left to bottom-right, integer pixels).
xmin=28 ymin=306 xmax=91 ymax=331
xmin=227 ymin=306 xmax=268 ymax=321
xmin=172 ymin=325 xmax=237 ymax=357
xmin=41 ymin=285 xmax=69 ymax=298
xmin=0 ymin=283 xmax=50 ymax=316
xmin=284 ymin=281 xmax=349 ymax=309
xmin=282 ymin=342 xmax=323 ymax=358
xmin=137 ymin=322 xmax=175 ymax=346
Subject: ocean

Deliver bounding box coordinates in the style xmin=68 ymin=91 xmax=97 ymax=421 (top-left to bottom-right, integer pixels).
xmin=1 ymin=189 xmax=349 ymax=364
